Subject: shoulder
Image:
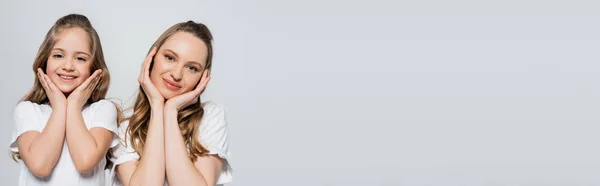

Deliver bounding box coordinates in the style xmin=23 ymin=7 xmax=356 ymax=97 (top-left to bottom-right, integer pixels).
xmin=89 ymin=99 xmax=117 ymax=110
xmin=14 ymin=101 xmax=43 ymax=116
xmin=199 ymin=101 xmax=228 ymax=135
xmin=117 ymin=118 xmax=130 ymax=135
xmin=202 ymin=101 xmax=225 ymax=114
xmin=15 ymin=101 xmax=41 ymax=109
xmin=88 ymin=99 xmax=119 ymax=116
xmin=202 ymin=101 xmax=225 ymax=119
xmin=201 ymin=101 xmax=226 ymax=125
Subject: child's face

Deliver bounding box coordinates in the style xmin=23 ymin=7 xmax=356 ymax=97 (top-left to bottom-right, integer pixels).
xmin=46 ymin=27 xmax=93 ymax=94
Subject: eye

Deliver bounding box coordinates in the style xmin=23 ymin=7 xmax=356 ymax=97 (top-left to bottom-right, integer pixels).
xmin=165 ymin=55 xmax=175 ymax=61
xmin=52 ymin=54 xmax=64 ymax=59
xmin=76 ymin=57 xmax=87 ymax=62
xmin=186 ymin=65 xmax=199 ymax=72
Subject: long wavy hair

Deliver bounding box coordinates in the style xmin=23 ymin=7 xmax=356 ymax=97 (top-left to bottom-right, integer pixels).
xmin=11 ymin=14 xmax=122 ymax=161
xmin=126 ymin=21 xmax=214 ymax=161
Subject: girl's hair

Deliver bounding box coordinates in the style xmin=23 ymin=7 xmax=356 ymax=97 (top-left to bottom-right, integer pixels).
xmin=126 ymin=21 xmax=214 ymax=161
xmin=11 ymin=14 xmax=123 ymax=161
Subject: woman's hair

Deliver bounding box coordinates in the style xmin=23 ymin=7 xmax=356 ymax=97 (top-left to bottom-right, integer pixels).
xmin=12 ymin=14 xmax=123 ymax=161
xmin=126 ymin=21 xmax=214 ymax=161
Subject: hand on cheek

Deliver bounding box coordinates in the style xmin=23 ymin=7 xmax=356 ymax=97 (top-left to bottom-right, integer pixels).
xmin=37 ymin=68 xmax=67 ymax=108
xmin=165 ymin=70 xmax=210 ymax=111
xmin=67 ymin=69 xmax=102 ymax=109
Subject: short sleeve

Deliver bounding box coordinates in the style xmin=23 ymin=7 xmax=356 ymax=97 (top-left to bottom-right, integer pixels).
xmin=199 ymin=101 xmax=233 ymax=184
xmin=9 ymin=101 xmax=42 ymax=152
xmin=109 ymin=121 xmax=140 ymax=166
xmin=107 ymin=121 xmax=140 ymax=186
xmin=90 ymin=100 xmax=120 ymax=148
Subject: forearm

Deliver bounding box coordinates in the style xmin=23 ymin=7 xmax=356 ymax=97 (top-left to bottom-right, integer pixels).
xmin=65 ymin=104 xmax=106 ymax=172
xmin=164 ymin=108 xmax=207 ymax=186
xmin=23 ymin=105 xmax=67 ymax=174
xmin=129 ymin=102 xmax=166 ymax=186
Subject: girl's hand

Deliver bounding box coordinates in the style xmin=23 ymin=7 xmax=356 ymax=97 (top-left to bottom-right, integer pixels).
xmin=37 ymin=68 xmax=67 ymax=108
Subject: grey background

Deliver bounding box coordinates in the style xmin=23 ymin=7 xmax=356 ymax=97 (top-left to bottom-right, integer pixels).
xmin=1 ymin=0 xmax=600 ymax=185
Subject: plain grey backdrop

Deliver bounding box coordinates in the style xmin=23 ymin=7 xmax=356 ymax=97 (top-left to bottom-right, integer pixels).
xmin=2 ymin=0 xmax=600 ymax=185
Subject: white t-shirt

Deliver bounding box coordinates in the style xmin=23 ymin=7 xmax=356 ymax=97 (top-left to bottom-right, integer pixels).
xmin=107 ymin=101 xmax=233 ymax=186
xmin=9 ymin=100 xmax=119 ymax=186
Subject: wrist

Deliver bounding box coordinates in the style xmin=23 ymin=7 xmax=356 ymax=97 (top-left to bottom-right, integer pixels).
xmin=164 ymin=101 xmax=178 ymax=111
xmin=150 ymin=101 xmax=164 ymax=110
xmin=163 ymin=104 xmax=179 ymax=115
xmin=66 ymin=101 xmax=84 ymax=112
xmin=50 ymin=102 xmax=68 ymax=111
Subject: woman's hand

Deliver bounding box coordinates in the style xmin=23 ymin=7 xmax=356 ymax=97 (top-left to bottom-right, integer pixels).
xmin=165 ymin=69 xmax=210 ymax=111
xmin=139 ymin=47 xmax=165 ymax=106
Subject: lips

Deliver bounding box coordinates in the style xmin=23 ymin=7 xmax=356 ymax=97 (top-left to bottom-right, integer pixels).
xmin=162 ymin=78 xmax=181 ymax=90
xmin=57 ymin=73 xmax=78 ymax=82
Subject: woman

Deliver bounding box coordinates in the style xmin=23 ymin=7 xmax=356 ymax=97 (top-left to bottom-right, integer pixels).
xmin=109 ymin=21 xmax=232 ymax=186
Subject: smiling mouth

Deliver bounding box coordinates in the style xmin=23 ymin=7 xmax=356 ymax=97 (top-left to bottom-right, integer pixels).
xmin=59 ymin=75 xmax=75 ymax=80
xmin=163 ymin=78 xmax=181 ymax=90
xmin=58 ymin=74 xmax=78 ymax=82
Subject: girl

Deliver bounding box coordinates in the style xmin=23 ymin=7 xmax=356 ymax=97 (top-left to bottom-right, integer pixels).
xmin=9 ymin=14 xmax=120 ymax=185
xmin=109 ymin=21 xmax=232 ymax=186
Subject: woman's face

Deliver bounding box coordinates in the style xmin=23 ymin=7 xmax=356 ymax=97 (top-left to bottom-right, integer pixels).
xmin=150 ymin=31 xmax=208 ymax=99
xmin=45 ymin=27 xmax=93 ymax=95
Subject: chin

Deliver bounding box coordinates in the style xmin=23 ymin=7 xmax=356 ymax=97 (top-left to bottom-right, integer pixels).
xmin=51 ymin=80 xmax=79 ymax=94
xmin=56 ymin=86 xmax=75 ymax=94
xmin=158 ymin=89 xmax=177 ymax=100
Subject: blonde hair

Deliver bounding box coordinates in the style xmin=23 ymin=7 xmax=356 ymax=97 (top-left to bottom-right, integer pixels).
xmin=12 ymin=14 xmax=123 ymax=161
xmin=126 ymin=21 xmax=214 ymax=161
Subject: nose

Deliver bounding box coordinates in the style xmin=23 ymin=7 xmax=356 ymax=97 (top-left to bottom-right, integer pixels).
xmin=61 ymin=58 xmax=75 ymax=72
xmin=170 ymin=66 xmax=183 ymax=81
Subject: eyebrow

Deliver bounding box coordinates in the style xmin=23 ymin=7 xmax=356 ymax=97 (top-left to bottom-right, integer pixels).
xmin=188 ymin=61 xmax=204 ymax=70
xmin=52 ymin=48 xmax=91 ymax=57
xmin=164 ymin=49 xmax=205 ymax=69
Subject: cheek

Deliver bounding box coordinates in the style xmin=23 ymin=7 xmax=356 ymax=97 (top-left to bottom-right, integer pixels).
xmin=152 ymin=58 xmax=169 ymax=73
xmin=78 ymin=64 xmax=92 ymax=80
xmin=150 ymin=71 xmax=159 ymax=84
xmin=45 ymin=60 xmax=58 ymax=75
xmin=149 ymin=63 xmax=163 ymax=84
xmin=185 ymin=75 xmax=202 ymax=91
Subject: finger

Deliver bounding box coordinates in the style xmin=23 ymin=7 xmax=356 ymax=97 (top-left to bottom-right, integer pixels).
xmin=195 ymin=76 xmax=211 ymax=93
xmin=139 ymin=47 xmax=157 ymax=82
xmin=86 ymin=70 xmax=103 ymax=90
xmin=192 ymin=77 xmax=210 ymax=96
xmin=42 ymin=74 xmax=58 ymax=92
xmin=86 ymin=76 xmax=99 ymax=91
xmin=144 ymin=47 xmax=157 ymax=80
xmin=90 ymin=74 xmax=102 ymax=91
xmin=142 ymin=47 xmax=158 ymax=68
xmin=74 ymin=70 xmax=100 ymax=93
xmin=37 ymin=69 xmax=51 ymax=91
xmin=141 ymin=47 xmax=157 ymax=78
xmin=202 ymin=69 xmax=209 ymax=79
xmin=79 ymin=71 xmax=98 ymax=91
xmin=195 ymin=70 xmax=210 ymax=90
xmin=37 ymin=68 xmax=44 ymax=75
xmin=37 ymin=69 xmax=49 ymax=91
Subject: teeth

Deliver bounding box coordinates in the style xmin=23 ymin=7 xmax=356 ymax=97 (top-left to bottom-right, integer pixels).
xmin=60 ymin=75 xmax=75 ymax=80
